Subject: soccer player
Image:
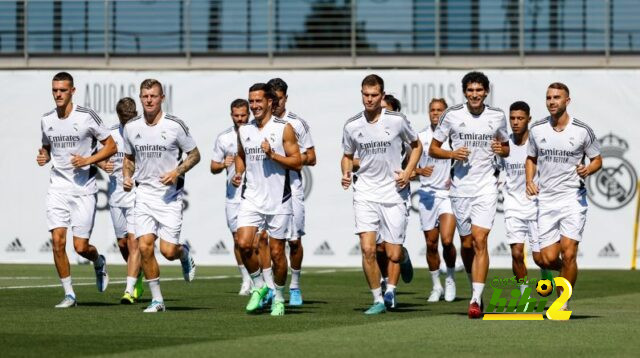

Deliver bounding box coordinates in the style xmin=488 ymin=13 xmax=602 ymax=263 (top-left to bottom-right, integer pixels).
xmin=418 ymin=98 xmax=458 ymax=303
xmin=499 ymin=101 xmax=550 ymax=296
xmin=122 ymin=79 xmax=200 ymax=313
xmin=429 ymin=71 xmax=509 ymax=318
xmin=232 ymin=83 xmax=302 ymax=316
xmin=382 ymin=94 xmax=401 ymax=112
xmin=37 ymin=71 xmax=116 ymax=308
xmin=526 ymin=83 xmax=602 ymax=310
xmin=97 ymin=98 xmax=144 ymax=304
xmin=342 ymin=74 xmax=422 ymax=314
xmin=210 ymin=98 xmax=252 ymax=296
xmin=267 ymin=77 xmax=317 ymax=306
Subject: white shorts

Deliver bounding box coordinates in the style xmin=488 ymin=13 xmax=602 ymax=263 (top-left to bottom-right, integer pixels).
xmin=450 ymin=193 xmax=498 ymax=236
xmin=46 ymin=191 xmax=96 ymax=239
xmin=417 ymin=189 xmax=453 ymax=231
xmin=354 ymin=200 xmax=409 ymax=245
xmin=237 ymin=201 xmax=292 ymax=240
xmin=538 ymin=199 xmax=587 ymax=249
xmin=109 ymin=206 xmax=135 ymax=239
xmin=505 ymin=216 xmax=540 ymax=253
xmin=135 ymin=199 xmax=183 ymax=244
xmin=291 ymin=194 xmax=305 ymax=239
xmin=225 ymin=202 xmax=240 ymax=233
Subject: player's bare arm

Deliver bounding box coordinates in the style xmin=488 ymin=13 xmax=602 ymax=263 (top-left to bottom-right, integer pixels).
xmin=577 ymin=155 xmax=602 ymax=178
xmin=210 ymin=154 xmax=234 ymax=174
xmin=263 ymin=123 xmax=302 ymax=171
xmin=70 ymin=136 xmax=117 ymax=168
xmin=160 ymin=147 xmax=201 ymax=185
xmin=395 ymin=140 xmax=422 ymax=188
xmin=232 ymin=138 xmax=246 ymax=187
xmin=341 ymin=154 xmax=354 ymax=190
xmin=36 ymin=146 xmax=51 ymax=166
xmin=525 ymin=155 xmax=538 ymax=196
xmin=123 ymin=154 xmax=135 ymax=192
xmin=429 ymin=138 xmax=469 ymax=161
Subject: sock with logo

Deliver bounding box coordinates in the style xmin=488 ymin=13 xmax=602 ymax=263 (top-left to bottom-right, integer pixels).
xmin=60 ymin=276 xmax=75 ymax=298
xmin=238 ymin=265 xmax=251 ymax=283
xmin=430 ymin=270 xmax=442 ymax=290
xmin=471 ymin=282 xmax=485 ymax=305
xmin=147 ymin=278 xmax=163 ymax=303
xmin=262 ymin=267 xmax=276 ymax=290
xmin=290 ymin=268 xmax=301 ymax=290
xmin=125 ymin=276 xmax=137 ymax=294
xmin=250 ymin=270 xmax=265 ymax=288
xmin=274 ymin=284 xmax=285 ymax=303
xmin=371 ymin=287 xmax=384 ymax=304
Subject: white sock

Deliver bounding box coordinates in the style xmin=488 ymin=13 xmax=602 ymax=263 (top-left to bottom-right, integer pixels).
xmin=383 ymin=277 xmax=389 ymax=284
xmin=262 ymin=267 xmax=276 ymax=290
xmin=471 ymin=282 xmax=485 ymax=304
xmin=147 ymin=278 xmax=163 ymax=303
xmin=238 ymin=265 xmax=250 ymax=282
xmin=290 ymin=268 xmax=301 ymax=290
xmin=274 ymin=284 xmax=285 ymax=303
xmin=430 ymin=270 xmax=442 ymax=290
xmin=125 ymin=276 xmax=137 ymax=294
xmin=386 ymin=283 xmax=397 ymax=294
xmin=250 ymin=269 xmax=265 ymax=288
xmin=371 ymin=287 xmax=383 ymax=304
xmin=446 ymin=267 xmax=455 ymax=280
xmin=60 ymin=276 xmax=75 ymax=297
xmin=519 ymin=284 xmax=528 ymax=295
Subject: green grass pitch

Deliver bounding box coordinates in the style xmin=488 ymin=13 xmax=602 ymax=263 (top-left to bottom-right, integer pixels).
xmin=0 ymin=264 xmax=639 ymax=357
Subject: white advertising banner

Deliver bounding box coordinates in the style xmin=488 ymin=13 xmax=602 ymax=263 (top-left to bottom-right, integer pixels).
xmin=1 ymin=69 xmax=638 ymax=269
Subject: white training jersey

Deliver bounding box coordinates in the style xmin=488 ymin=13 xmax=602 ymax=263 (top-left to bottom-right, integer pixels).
xmin=433 ymin=103 xmax=509 ymax=198
xmin=342 ymin=109 xmax=418 ymax=204
xmin=106 ymin=124 xmax=135 ymax=208
xmin=123 ymin=113 xmax=197 ymax=202
xmin=528 ymin=116 xmax=601 ymax=204
xmin=417 ymin=126 xmax=452 ymax=197
xmin=212 ymin=126 xmax=242 ymax=204
xmin=40 ymin=104 xmax=111 ymax=196
xmin=238 ymin=117 xmax=292 ymax=214
xmin=283 ymin=110 xmax=314 ymax=196
xmin=498 ymin=135 xmax=537 ymax=219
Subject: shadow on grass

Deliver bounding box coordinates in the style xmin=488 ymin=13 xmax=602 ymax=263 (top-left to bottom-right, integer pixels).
xmin=163 ymin=306 xmax=211 ymax=311
xmin=78 ymin=302 xmax=119 ymax=307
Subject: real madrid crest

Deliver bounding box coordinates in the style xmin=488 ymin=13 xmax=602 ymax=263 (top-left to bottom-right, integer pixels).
xmin=586 ymin=133 xmax=638 ymax=210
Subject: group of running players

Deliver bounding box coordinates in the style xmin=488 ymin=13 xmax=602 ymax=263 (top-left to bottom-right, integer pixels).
xmin=38 ymin=70 xmax=601 ymax=318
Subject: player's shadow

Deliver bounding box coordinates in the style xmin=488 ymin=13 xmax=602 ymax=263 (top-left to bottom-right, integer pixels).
xmin=297 ymin=300 xmax=328 ymax=305
xmin=78 ymin=302 xmax=119 ymax=307
xmin=163 ymin=306 xmax=210 ymax=311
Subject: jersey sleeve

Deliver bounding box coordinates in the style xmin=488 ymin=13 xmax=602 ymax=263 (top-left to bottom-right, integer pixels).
xmin=584 ymin=128 xmax=601 ymax=158
xmin=177 ymin=124 xmax=197 ymax=153
xmin=211 ymin=134 xmax=225 ymax=162
xmin=342 ymin=125 xmax=356 ymax=155
xmin=87 ymin=114 xmax=111 ymax=141
xmin=433 ymin=115 xmax=451 ymax=143
xmin=298 ymin=119 xmax=314 ymax=149
xmin=123 ymin=126 xmax=134 ymax=155
xmin=399 ymin=116 xmax=418 ymax=143
xmin=41 ymin=119 xmax=50 ymax=146
xmin=497 ymin=114 xmax=509 ymax=142
xmin=527 ymin=131 xmax=538 ymax=158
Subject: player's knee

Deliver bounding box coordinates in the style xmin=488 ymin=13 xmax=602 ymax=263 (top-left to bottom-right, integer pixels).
xmin=426 ymin=240 xmax=439 ymax=252
xmin=270 ymin=244 xmax=285 ymax=259
xmin=387 ymin=251 xmax=402 ymax=263
xmin=73 ymin=240 xmax=89 ymax=255
xmin=288 ymin=240 xmax=300 ymax=254
xmin=160 ymin=245 xmax=179 ymax=260
xmin=361 ymin=246 xmax=377 ymax=262
xmin=117 ymin=238 xmax=127 ymax=251
xmin=473 ymin=239 xmax=487 ymax=252
xmin=138 ymin=241 xmax=154 ymax=257
xmin=511 ymin=251 xmax=525 ymax=264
